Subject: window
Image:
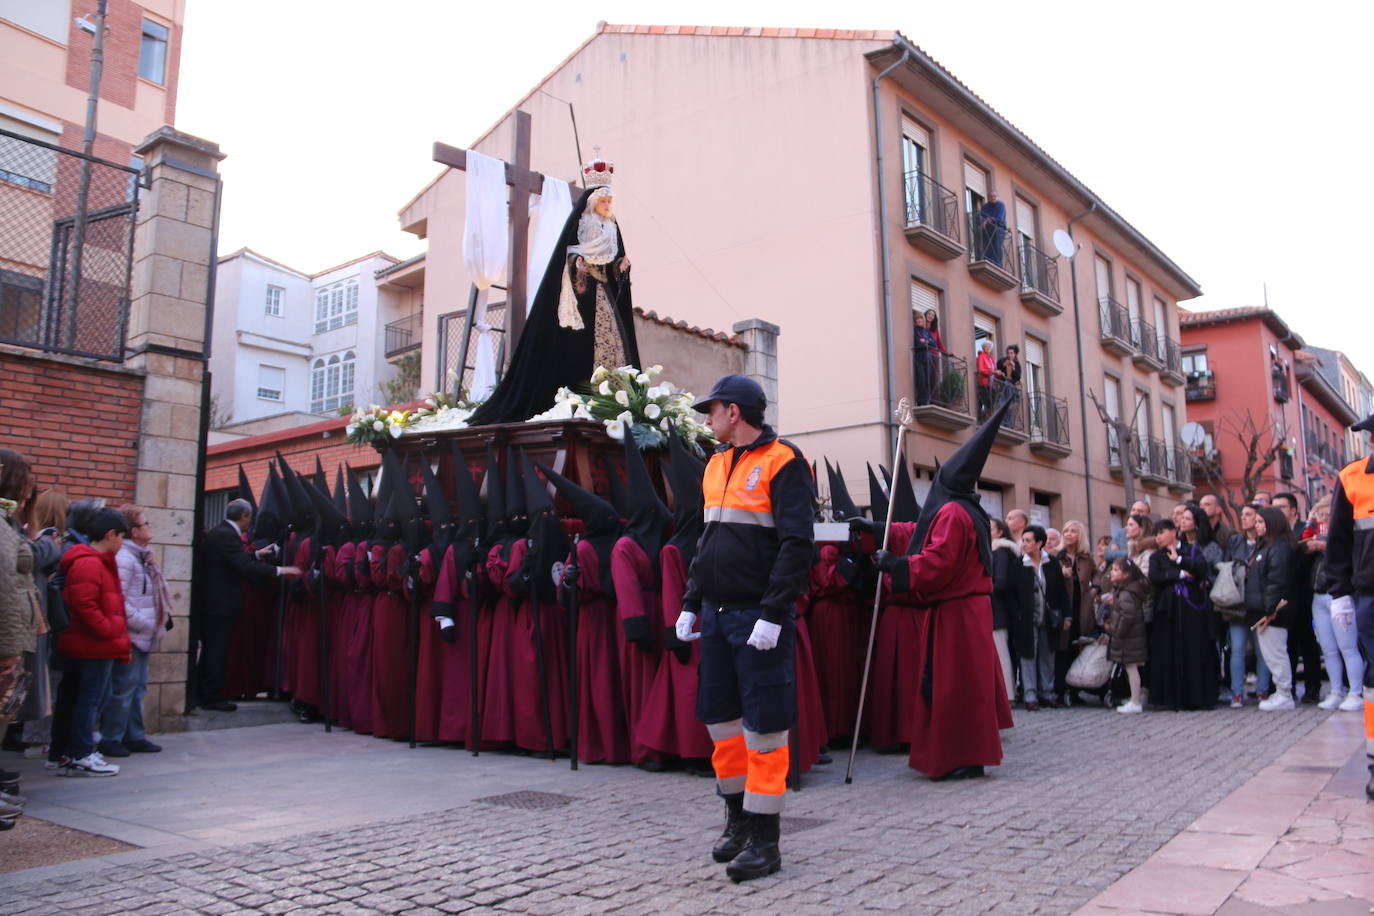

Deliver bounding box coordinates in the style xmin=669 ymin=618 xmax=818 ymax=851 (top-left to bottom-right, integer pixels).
xmin=962 ymin=161 xmax=988 ymax=214
xmin=310 ymin=350 xmax=355 ymax=413
xmin=1025 ymin=336 xmax=1047 ymax=437
xmin=1094 ymin=255 xmax=1113 ymax=303
xmin=1181 ymin=349 xmax=1208 ymax=376
xmin=1161 ymin=403 xmax=1178 ymax=477
xmin=139 ymin=19 xmax=169 ymax=84
xmin=0 ymin=269 xmax=43 ymax=343
xmin=1125 ymin=277 xmax=1143 ymax=346
xmin=0 ymin=116 xmax=58 ymax=193
xmin=1104 ymin=375 xmax=1122 ymax=463
xmin=901 ymin=118 xmax=930 ymax=225
xmin=314 ymin=279 xmax=359 ymax=332
xmin=1014 ymin=196 xmax=1037 ymax=247
xmin=972 ymin=310 xmax=997 ymax=359
xmin=1135 ymin=389 xmax=1153 ymax=468
xmin=256 ymin=365 xmax=284 ymax=402
xmin=1152 ymin=296 xmax=1169 ymax=349
xmin=909 ymin=278 xmax=940 ymax=324
xmin=265 ymin=285 xmax=284 ymax=318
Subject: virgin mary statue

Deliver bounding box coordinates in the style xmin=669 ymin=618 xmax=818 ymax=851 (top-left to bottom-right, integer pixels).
xmin=466 ymin=158 xmax=640 ymax=426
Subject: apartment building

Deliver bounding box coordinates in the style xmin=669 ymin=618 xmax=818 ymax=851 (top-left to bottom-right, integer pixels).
xmin=209 ymin=249 xmax=416 ymax=438
xmin=395 ymin=24 xmax=1203 ymax=534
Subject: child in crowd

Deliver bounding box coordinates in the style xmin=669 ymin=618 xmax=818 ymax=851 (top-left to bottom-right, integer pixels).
xmin=1104 ymin=557 xmax=1148 ymax=714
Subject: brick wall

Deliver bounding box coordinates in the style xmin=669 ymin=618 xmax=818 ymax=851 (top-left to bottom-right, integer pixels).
xmin=207 ymin=415 xmax=381 ymax=498
xmin=62 ymin=1 xmax=181 ymax=123
xmin=0 ymin=344 xmax=144 ymax=503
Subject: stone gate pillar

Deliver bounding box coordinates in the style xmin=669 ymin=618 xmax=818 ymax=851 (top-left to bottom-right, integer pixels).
xmin=124 ymin=127 xmax=224 ymax=732
xmin=732 ymin=318 xmax=780 ymax=427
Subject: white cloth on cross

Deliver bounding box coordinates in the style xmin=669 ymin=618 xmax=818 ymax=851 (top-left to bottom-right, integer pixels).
xmin=526 ymin=177 xmax=573 ymax=315
xmin=462 ymin=150 xmax=508 ymax=401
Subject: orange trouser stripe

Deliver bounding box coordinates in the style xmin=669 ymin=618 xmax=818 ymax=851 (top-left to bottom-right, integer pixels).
xmin=712 ymin=734 xmax=748 ymax=780
xmin=745 ymin=746 xmax=790 ymax=798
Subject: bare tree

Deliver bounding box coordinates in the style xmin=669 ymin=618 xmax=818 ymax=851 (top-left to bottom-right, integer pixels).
xmin=1189 ymin=408 xmax=1288 ymax=528
xmin=1087 ymin=388 xmax=1149 ymax=513
xmin=207 ymin=393 xmax=234 ymax=429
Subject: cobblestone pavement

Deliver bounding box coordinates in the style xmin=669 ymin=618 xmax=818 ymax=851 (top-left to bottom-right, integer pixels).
xmin=0 ymin=706 xmax=1333 ymax=915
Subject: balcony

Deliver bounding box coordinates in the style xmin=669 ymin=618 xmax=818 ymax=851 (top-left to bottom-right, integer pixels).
xmin=1185 ymin=370 xmax=1216 ymax=401
xmin=1159 ymin=338 xmax=1185 ymax=384
xmin=1166 ymin=445 xmax=1192 ymax=492
xmin=1130 ymin=318 xmax=1163 ymax=369
xmin=1098 ymin=297 xmax=1134 ymax=356
xmin=966 ymin=212 xmax=1018 ymax=292
xmin=985 ymin=380 xmax=1028 ymax=444
xmin=1138 ymin=437 xmax=1170 ymax=486
xmin=385 ymin=311 xmax=422 ymax=358
xmin=912 ymin=351 xmax=973 ymax=429
xmin=1028 ymin=393 xmax=1072 ymax=458
xmin=1017 ymin=239 xmax=1062 ymax=317
xmin=902 ymin=169 xmax=963 ymax=260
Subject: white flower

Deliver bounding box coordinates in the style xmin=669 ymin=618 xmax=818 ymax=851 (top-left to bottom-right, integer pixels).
xmin=659 ymin=417 xmax=671 ymax=431
xmin=372 ymin=419 xmax=385 ymax=432
xmin=591 ymin=366 xmax=609 ymax=383
xmin=617 ymin=410 xmax=633 ymax=424
xmin=346 ymin=423 xmax=357 ymax=435
xmin=598 ymin=380 xmax=612 ymax=396
xmin=636 ymin=373 xmax=650 ymax=385
xmin=424 ymin=397 xmax=437 ymax=408
xmin=614 ymin=389 xmax=630 ymax=406
xmin=645 ymin=385 xmax=663 ymax=400
xmin=388 ymin=423 xmax=403 ymax=438
xmin=573 ymin=404 xmax=592 ymax=420
xmin=649 ymin=364 xmax=663 ymax=376
xmin=645 ymin=403 xmax=661 ymax=420
xmin=605 ymin=419 xmax=626 ymax=441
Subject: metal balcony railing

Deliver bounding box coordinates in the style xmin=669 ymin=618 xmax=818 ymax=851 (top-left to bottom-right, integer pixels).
xmin=1018 ymin=238 xmax=1060 ymax=303
xmin=912 ymin=351 xmax=970 ymax=414
xmin=1099 ymin=297 xmax=1132 ymax=349
xmin=1028 ymin=393 xmax=1071 ymax=449
xmin=967 ymin=212 xmax=1016 ymax=275
xmin=1185 ymin=370 xmax=1216 ymax=401
xmin=1167 ymin=445 xmax=1191 ymax=485
xmin=1131 ymin=317 xmax=1159 ymax=363
xmin=983 ymin=379 xmax=1027 ymax=433
xmin=902 ymin=169 xmax=961 ymax=242
xmin=384 ymin=311 xmax=422 ymax=357
xmin=1160 ymin=338 xmax=1183 ymax=378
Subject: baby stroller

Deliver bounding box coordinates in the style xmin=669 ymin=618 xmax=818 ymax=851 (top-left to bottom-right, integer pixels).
xmin=1065 ymin=635 xmax=1130 ymax=708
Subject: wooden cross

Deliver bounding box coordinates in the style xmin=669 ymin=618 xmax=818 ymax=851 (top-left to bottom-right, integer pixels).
xmin=432 ymin=110 xmax=575 ymax=348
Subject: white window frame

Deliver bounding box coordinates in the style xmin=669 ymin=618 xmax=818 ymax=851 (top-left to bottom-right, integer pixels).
xmin=256 ymin=364 xmax=285 ymax=402
xmin=314 ymin=291 xmax=329 ymax=333
xmin=310 ymin=350 xmax=356 ymax=414
xmin=139 ymin=19 xmax=169 ymax=85
xmin=265 ymin=285 xmax=284 ymax=318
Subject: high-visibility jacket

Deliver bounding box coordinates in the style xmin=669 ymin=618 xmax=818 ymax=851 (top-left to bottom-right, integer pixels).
xmin=681 ymin=426 xmax=815 ymax=624
xmin=1328 ymin=453 xmax=1374 ymax=597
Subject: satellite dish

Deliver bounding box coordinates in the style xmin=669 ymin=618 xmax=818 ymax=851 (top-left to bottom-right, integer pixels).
xmin=1052 ymin=229 xmax=1076 ymax=259
xmin=1180 ymin=422 xmax=1206 ymax=448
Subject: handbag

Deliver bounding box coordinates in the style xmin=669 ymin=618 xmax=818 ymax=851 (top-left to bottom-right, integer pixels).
xmin=1065 ymin=637 xmax=1113 ymax=690
xmin=1209 ymin=559 xmax=1247 ymax=622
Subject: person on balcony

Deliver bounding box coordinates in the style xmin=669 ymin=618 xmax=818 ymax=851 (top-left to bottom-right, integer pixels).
xmin=977 ymin=190 xmax=1007 ymax=267
xmin=912 ymin=311 xmax=937 ymax=406
xmin=998 ymin=345 xmax=1021 ymax=385
xmin=976 ymin=341 xmax=997 ymax=420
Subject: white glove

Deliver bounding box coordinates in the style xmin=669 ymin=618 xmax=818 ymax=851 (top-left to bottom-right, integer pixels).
xmin=436 ymin=616 xmax=455 ymax=630
xmin=1331 ymin=595 xmax=1355 ymax=631
xmin=747 ymin=619 xmax=782 ymax=651
xmin=675 ymin=611 xmax=700 ymax=642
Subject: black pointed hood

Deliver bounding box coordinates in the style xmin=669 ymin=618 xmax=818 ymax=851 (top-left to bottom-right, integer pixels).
xmin=521 ymin=449 xmax=567 ymax=602
xmin=313 ymin=456 xmax=328 ymax=492
xmin=450 ymin=442 xmax=485 ymax=542
xmin=503 ymin=446 xmax=528 ymax=538
xmin=344 ymin=463 xmax=372 ymax=538
xmin=389 ymin=453 xmax=426 ymax=557
xmin=602 ymin=454 xmax=628 ymax=518
xmin=520 ymin=449 xmax=556 ymax=519
xmin=534 ymin=459 xmax=620 ymax=537
xmin=237 ymin=465 xmax=257 ymax=516
xmin=332 ymin=465 xmax=348 ymax=516
xmin=251 ymin=463 xmax=287 ymax=546
xmin=666 ymin=425 xmax=706 ymax=566
xmin=623 ymin=435 xmax=670 ymax=560
xmin=276 ymin=452 xmax=315 ymax=532
xmin=305 ymin=476 xmax=348 ymax=547
xmin=908 ymin=394 xmax=1012 ymax=573
xmin=372 ymin=450 xmax=403 ymax=544
xmin=891 ymin=461 xmax=921 ymax=525
xmin=484 ymin=443 xmax=506 ymax=544
xmin=421 ymin=457 xmax=455 ymax=561
xmin=866 ymin=463 xmax=889 ymax=522
xmin=825 ymin=459 xmax=860 ymax=521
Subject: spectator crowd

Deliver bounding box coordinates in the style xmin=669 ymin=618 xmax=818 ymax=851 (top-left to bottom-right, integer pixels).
xmin=0 ymin=447 xmax=174 ymax=831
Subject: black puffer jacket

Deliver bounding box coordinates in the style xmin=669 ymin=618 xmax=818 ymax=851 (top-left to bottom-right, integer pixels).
xmin=1253 ymin=538 xmax=1294 ymax=628
xmin=989 ymin=538 xmax=1020 ymax=631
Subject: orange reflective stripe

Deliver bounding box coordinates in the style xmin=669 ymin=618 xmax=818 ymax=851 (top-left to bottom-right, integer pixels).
xmin=712 ymin=734 xmax=748 ymax=780
xmin=1339 ymin=461 xmax=1374 ymax=523
xmin=745 ymin=746 xmax=789 ymax=798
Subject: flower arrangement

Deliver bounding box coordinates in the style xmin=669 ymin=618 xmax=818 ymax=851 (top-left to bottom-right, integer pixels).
xmin=346 ymin=405 xmax=413 ymax=445
xmin=530 ymin=364 xmax=715 ymax=455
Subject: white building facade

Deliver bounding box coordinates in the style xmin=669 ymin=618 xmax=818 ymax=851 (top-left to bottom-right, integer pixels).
xmin=210 ymin=249 xmax=418 ymax=431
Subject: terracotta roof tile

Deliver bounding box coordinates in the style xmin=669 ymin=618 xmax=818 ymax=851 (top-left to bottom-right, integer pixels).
xmin=634 ymin=307 xmax=746 ymax=348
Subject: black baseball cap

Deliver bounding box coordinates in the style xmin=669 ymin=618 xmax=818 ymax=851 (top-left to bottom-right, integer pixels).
xmin=692 ymin=374 xmax=766 ymax=413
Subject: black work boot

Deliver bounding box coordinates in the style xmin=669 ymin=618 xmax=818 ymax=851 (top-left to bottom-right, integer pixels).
xmin=711 ymin=792 xmax=748 ymax=863
xmin=726 ymin=812 xmax=781 ymax=882
xmin=1365 ymin=774 xmax=1373 ymax=803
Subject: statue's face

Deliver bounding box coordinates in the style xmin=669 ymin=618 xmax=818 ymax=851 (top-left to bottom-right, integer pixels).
xmin=594 ymin=195 xmax=613 ymax=219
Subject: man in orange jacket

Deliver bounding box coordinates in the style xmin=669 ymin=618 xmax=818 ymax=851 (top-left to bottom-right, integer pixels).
xmin=676 ymin=375 xmax=815 ymax=882
xmin=1326 ymin=411 xmax=1374 ymax=802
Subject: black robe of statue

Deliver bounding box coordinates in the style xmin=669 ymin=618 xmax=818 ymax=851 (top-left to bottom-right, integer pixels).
xmin=467 ymin=187 xmax=641 ymax=426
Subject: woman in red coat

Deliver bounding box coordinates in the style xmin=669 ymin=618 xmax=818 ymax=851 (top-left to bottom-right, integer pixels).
xmin=58 ymin=509 xmax=132 ymax=776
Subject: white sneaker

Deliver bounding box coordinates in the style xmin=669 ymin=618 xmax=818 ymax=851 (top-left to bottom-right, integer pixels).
xmin=1338 ymin=693 xmax=1365 ymax=712
xmin=58 ymin=753 xmax=119 ymax=777
xmin=1318 ymin=692 xmax=1345 ymax=711
xmin=1116 ymin=701 xmax=1143 ymax=714
xmin=1258 ymin=692 xmax=1296 ymax=712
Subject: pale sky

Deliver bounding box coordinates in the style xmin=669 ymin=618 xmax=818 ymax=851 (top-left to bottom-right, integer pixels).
xmin=177 ymin=0 xmax=1374 ymax=377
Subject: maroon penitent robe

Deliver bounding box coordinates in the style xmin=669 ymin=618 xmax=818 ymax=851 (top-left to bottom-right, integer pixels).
xmin=805 ymin=544 xmax=867 ymax=742
xmin=637 ymin=544 xmax=712 ymax=761
xmin=610 ymin=536 xmax=666 ymax=765
xmin=865 ymin=523 xmax=923 ymax=748
xmin=896 ymin=502 xmax=1012 ymax=777
xmin=564 ymin=538 xmax=630 ymax=763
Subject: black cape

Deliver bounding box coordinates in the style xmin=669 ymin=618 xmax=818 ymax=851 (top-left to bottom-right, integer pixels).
xmin=467 ymin=187 xmax=641 ymax=425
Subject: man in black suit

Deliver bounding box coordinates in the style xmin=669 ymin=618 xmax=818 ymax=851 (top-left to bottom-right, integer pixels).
xmin=197 ymin=499 xmax=301 ymax=710
xmin=1013 ymin=525 xmax=1070 ymax=710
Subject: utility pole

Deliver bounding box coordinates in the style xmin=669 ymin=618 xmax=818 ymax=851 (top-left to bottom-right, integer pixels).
xmin=64 ymin=0 xmax=107 ymax=349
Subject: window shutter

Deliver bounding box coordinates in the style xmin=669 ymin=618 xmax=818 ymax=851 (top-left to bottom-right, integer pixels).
xmin=910 ymin=279 xmax=939 ymax=315
xmin=963 ymin=161 xmax=986 ymax=198
xmin=1014 ymin=197 xmax=1036 ymax=242
xmin=902 ymin=118 xmax=929 ymax=150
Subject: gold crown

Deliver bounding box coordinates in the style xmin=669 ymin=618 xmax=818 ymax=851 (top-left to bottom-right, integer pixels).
xmin=582 ymin=157 xmax=614 ymax=188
